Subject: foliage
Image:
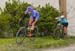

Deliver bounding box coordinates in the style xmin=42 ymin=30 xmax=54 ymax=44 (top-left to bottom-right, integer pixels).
xmin=0 ymin=0 xmax=30 ymax=37
xmin=37 ymin=4 xmax=60 ymax=34
xmin=0 ymin=0 xmax=60 ymax=37
xmin=0 ymin=13 xmax=11 ymax=37
xmin=0 ymin=37 xmax=75 ymax=50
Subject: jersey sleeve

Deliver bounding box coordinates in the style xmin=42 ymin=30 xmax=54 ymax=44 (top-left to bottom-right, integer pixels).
xmin=35 ymin=12 xmax=39 ymax=21
xmin=33 ymin=11 xmax=39 ymax=21
xmin=33 ymin=12 xmax=37 ymax=17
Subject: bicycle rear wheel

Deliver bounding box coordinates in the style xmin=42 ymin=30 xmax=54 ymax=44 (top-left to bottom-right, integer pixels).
xmin=16 ymin=27 xmax=26 ymax=44
xmin=54 ymin=27 xmax=63 ymax=39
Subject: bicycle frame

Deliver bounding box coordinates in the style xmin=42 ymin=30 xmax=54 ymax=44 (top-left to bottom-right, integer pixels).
xmin=52 ymin=18 xmax=65 ymax=38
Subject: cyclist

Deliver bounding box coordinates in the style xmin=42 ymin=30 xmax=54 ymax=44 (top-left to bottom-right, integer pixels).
xmin=56 ymin=15 xmax=68 ymax=37
xmin=19 ymin=6 xmax=39 ymax=37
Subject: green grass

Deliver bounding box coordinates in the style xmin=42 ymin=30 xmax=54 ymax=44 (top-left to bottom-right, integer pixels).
xmin=0 ymin=36 xmax=75 ymax=51
xmin=31 ymin=37 xmax=75 ymax=48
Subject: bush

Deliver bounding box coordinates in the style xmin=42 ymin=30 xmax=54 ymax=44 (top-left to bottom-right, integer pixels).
xmin=0 ymin=14 xmax=11 ymax=38
xmin=0 ymin=0 xmax=60 ymax=38
xmin=37 ymin=4 xmax=60 ymax=35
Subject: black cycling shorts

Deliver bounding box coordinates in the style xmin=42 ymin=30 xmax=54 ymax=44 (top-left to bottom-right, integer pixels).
xmin=62 ymin=23 xmax=68 ymax=27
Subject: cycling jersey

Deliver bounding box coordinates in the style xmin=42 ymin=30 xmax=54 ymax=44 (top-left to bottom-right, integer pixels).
xmin=61 ymin=18 xmax=68 ymax=24
xmin=30 ymin=10 xmax=39 ymax=21
xmin=58 ymin=18 xmax=68 ymax=24
xmin=25 ymin=6 xmax=39 ymax=21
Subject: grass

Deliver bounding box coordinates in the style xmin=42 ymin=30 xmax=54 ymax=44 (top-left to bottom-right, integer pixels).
xmin=0 ymin=36 xmax=75 ymax=51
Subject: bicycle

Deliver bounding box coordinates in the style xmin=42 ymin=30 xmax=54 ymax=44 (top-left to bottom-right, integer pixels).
xmin=16 ymin=21 xmax=39 ymax=44
xmin=53 ymin=17 xmax=64 ymax=39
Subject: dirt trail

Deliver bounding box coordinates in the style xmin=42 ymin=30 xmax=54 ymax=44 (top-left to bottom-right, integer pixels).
xmin=43 ymin=45 xmax=75 ymax=51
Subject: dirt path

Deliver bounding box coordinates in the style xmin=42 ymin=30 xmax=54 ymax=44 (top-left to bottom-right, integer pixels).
xmin=42 ymin=45 xmax=75 ymax=51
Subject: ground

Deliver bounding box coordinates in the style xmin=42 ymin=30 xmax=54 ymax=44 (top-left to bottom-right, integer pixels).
xmin=42 ymin=45 xmax=75 ymax=51
xmin=0 ymin=37 xmax=75 ymax=51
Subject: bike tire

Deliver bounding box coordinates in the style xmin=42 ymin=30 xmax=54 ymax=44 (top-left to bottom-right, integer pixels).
xmin=16 ymin=27 xmax=26 ymax=44
xmin=54 ymin=27 xmax=63 ymax=39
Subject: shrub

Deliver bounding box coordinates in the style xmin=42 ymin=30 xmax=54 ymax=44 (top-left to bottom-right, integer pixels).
xmin=37 ymin=4 xmax=60 ymax=34
xmin=0 ymin=0 xmax=60 ymax=37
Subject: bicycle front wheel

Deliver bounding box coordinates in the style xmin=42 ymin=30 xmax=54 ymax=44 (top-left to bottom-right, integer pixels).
xmin=16 ymin=27 xmax=26 ymax=44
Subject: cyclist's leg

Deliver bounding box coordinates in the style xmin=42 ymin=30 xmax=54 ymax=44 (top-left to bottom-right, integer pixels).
xmin=31 ymin=17 xmax=38 ymax=31
xmin=64 ymin=27 xmax=67 ymax=34
xmin=27 ymin=18 xmax=33 ymax=37
xmin=31 ymin=20 xmax=37 ymax=31
xmin=63 ymin=23 xmax=68 ymax=36
xmin=31 ymin=15 xmax=39 ymax=31
xmin=28 ymin=18 xmax=33 ymax=26
xmin=29 ymin=16 xmax=39 ymax=36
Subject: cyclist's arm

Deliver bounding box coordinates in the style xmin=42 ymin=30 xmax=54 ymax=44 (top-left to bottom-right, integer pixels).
xmin=19 ymin=9 xmax=28 ymax=21
xmin=21 ymin=8 xmax=29 ymax=19
xmin=19 ymin=9 xmax=29 ymax=20
xmin=19 ymin=14 xmax=24 ymax=20
xmin=56 ymin=19 xmax=61 ymax=24
xmin=19 ymin=13 xmax=26 ymax=23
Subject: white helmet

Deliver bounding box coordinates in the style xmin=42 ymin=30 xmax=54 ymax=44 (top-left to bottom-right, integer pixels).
xmin=60 ymin=15 xmax=64 ymax=18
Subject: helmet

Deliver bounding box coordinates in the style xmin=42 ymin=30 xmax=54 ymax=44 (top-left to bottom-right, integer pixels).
xmin=26 ymin=6 xmax=33 ymax=13
xmin=60 ymin=15 xmax=64 ymax=18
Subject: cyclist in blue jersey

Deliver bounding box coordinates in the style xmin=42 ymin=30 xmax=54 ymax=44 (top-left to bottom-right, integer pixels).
xmin=19 ymin=6 xmax=39 ymax=36
xmin=56 ymin=15 xmax=68 ymax=36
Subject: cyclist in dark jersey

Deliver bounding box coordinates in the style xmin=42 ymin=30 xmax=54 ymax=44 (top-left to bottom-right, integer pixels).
xmin=57 ymin=15 xmax=68 ymax=36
